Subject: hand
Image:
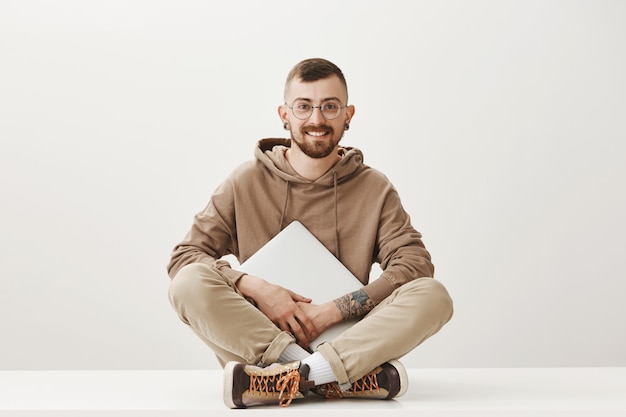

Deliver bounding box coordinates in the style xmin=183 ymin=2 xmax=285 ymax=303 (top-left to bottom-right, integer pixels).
xmin=296 ymin=301 xmax=343 ymax=336
xmin=237 ymin=274 xmax=318 ymax=348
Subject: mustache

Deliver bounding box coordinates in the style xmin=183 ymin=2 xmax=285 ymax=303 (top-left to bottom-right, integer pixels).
xmin=300 ymin=124 xmax=334 ymax=135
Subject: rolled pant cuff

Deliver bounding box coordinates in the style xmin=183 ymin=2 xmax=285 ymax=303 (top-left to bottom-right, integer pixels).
xmin=259 ymin=331 xmax=296 ymax=367
xmin=316 ymin=342 xmax=350 ymax=387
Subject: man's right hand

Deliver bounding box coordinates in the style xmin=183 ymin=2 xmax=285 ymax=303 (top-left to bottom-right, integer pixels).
xmin=236 ymin=274 xmax=317 ymax=348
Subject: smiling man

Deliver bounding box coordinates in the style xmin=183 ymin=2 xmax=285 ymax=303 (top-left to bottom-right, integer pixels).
xmin=167 ymin=58 xmax=453 ymax=409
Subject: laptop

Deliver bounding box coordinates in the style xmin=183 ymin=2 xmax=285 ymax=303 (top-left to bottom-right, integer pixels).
xmin=239 ymin=221 xmax=362 ymax=349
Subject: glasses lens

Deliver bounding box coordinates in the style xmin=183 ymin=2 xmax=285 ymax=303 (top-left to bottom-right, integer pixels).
xmin=291 ymin=100 xmax=312 ymax=119
xmin=320 ymin=100 xmax=342 ymax=120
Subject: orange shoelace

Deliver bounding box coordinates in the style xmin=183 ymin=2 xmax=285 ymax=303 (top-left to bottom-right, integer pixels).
xmin=320 ymin=383 xmax=343 ymax=399
xmin=276 ymin=369 xmax=302 ymax=407
xmin=320 ymin=370 xmax=380 ymax=399
xmin=352 ymin=371 xmax=380 ymax=392
xmin=248 ymin=367 xmax=301 ymax=407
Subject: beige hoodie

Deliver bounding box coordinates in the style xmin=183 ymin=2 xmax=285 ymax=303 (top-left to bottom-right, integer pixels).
xmin=167 ymin=138 xmax=434 ymax=304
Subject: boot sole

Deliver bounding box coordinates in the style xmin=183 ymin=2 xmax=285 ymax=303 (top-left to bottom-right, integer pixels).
xmin=223 ymin=361 xmax=239 ymax=409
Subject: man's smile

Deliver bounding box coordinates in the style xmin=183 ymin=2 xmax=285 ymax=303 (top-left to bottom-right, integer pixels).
xmin=306 ymin=130 xmax=329 ymax=137
xmin=303 ymin=125 xmax=333 ymax=138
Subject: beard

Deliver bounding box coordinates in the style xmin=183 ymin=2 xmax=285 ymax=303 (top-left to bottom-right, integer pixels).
xmin=290 ymin=123 xmax=345 ymax=159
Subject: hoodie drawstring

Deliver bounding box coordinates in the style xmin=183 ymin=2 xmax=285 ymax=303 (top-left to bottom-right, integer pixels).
xmin=279 ymin=180 xmax=291 ymax=233
xmin=333 ymin=171 xmax=339 ymax=259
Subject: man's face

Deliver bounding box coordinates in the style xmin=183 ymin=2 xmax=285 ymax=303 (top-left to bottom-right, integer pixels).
xmin=279 ymin=75 xmax=355 ymax=159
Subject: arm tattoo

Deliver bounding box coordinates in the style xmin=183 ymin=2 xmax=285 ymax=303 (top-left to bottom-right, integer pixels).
xmin=334 ymin=289 xmax=376 ymax=320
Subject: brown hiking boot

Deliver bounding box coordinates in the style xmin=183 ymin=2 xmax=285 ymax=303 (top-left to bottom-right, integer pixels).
xmin=312 ymin=360 xmax=408 ymax=400
xmin=223 ymin=361 xmax=315 ymax=408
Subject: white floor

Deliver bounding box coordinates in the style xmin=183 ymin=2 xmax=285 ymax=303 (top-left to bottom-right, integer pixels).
xmin=1 ymin=368 xmax=625 ymax=417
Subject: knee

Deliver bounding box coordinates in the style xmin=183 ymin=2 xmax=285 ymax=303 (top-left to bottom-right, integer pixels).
xmin=168 ymin=263 xmax=228 ymax=318
xmin=410 ymin=278 xmax=454 ymax=323
xmin=169 ymin=263 xmax=207 ymax=301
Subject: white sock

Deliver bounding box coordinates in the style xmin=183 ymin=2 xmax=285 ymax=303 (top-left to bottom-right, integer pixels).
xmin=278 ymin=343 xmax=310 ymax=363
xmin=301 ymin=351 xmax=337 ymax=386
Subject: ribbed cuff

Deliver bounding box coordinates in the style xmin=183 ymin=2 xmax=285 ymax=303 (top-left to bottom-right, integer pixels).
xmin=302 ymin=351 xmax=337 ymax=386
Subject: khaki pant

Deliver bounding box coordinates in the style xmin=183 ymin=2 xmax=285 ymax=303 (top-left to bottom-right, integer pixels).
xmin=169 ymin=263 xmax=453 ymax=386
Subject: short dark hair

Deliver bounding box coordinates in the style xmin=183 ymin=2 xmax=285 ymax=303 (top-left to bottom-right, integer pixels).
xmin=284 ymin=58 xmax=348 ymax=99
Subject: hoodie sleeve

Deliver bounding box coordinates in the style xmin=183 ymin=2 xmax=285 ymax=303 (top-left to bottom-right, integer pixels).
xmin=166 ymin=178 xmax=244 ymax=283
xmin=362 ymin=187 xmax=435 ymax=304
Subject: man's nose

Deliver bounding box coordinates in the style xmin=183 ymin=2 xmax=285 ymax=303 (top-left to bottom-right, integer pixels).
xmin=309 ymin=106 xmax=325 ymax=123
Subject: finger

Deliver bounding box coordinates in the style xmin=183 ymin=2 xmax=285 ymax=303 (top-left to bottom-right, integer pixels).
xmin=277 ymin=320 xmax=290 ymax=333
xmin=288 ymin=290 xmax=312 ymax=303
xmin=295 ymin=310 xmax=317 ymax=341
xmin=287 ymin=319 xmax=310 ymax=348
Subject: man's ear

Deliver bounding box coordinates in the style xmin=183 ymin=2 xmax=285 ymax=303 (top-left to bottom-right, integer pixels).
xmin=345 ymin=104 xmax=355 ymax=124
xmin=277 ymin=105 xmax=289 ymax=123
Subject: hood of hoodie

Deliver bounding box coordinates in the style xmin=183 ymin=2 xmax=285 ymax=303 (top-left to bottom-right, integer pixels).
xmin=254 ymin=138 xmax=364 ymax=185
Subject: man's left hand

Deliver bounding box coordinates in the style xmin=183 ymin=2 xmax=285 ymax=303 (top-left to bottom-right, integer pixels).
xmin=296 ymin=301 xmax=343 ymax=336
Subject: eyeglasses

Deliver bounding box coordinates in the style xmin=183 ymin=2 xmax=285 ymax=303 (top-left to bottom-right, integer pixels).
xmin=286 ymin=99 xmax=346 ymax=120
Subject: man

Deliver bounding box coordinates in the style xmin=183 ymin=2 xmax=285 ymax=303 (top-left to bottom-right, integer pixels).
xmin=167 ymin=58 xmax=453 ymax=408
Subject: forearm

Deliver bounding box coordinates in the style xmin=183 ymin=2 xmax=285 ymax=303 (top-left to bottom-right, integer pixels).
xmin=333 ymin=289 xmax=376 ymax=320
xmin=236 ymin=274 xmax=267 ymax=300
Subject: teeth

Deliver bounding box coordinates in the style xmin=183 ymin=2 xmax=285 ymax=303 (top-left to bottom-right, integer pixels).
xmin=307 ymin=131 xmax=328 ymax=137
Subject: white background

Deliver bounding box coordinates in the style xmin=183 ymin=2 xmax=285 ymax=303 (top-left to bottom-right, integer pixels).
xmin=1 ymin=0 xmax=624 ymax=370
